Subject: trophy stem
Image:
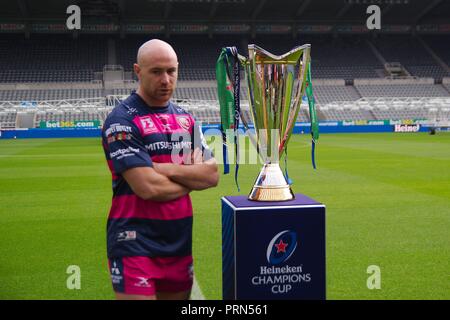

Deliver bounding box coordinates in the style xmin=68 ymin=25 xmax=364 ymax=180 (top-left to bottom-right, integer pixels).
xmin=248 ymin=163 xmax=295 ymax=201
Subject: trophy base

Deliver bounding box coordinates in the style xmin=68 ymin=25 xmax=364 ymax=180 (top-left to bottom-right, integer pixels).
xmin=248 ymin=163 xmax=295 ymax=201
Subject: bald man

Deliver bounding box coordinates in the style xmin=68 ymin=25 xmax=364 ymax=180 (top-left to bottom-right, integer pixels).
xmin=101 ymin=39 xmax=218 ymax=300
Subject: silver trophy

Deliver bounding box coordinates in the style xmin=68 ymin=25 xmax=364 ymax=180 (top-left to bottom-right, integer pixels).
xmin=238 ymin=44 xmax=312 ymax=201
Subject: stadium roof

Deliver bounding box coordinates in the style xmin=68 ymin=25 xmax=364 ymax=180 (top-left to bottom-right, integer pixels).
xmin=1 ymin=0 xmax=449 ymax=25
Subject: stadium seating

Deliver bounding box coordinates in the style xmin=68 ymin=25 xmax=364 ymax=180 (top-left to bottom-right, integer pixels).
xmin=0 ymin=34 xmax=449 ymax=83
xmin=424 ymin=35 xmax=450 ymax=66
xmin=0 ymin=70 xmax=95 ymax=83
xmin=319 ymin=104 xmax=375 ymax=121
xmin=372 ymin=35 xmax=449 ymax=79
xmin=47 ymin=34 xmax=394 ymax=81
xmin=174 ymin=87 xmax=218 ymax=101
xmin=317 ymin=97 xmax=450 ymax=121
xmin=355 ymin=84 xmax=449 ymax=98
xmin=0 ymin=34 xmax=107 ymax=82
xmin=34 ymin=109 xmax=100 ymax=126
xmin=313 ymin=85 xmax=361 ymax=105
xmin=0 ymin=34 xmax=449 ymax=128
xmin=0 ymin=110 xmax=17 ymax=128
xmin=405 ymin=65 xmax=449 ymax=80
xmin=116 ymin=35 xmax=245 ymax=81
xmin=0 ymin=88 xmax=103 ymax=101
xmin=308 ymin=36 xmax=382 ymax=79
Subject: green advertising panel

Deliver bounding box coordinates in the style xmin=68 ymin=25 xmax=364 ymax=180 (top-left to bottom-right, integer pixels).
xmin=39 ymin=120 xmax=100 ymax=128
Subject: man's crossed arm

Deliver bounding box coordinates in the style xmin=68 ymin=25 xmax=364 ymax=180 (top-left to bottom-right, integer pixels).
xmin=152 ymin=148 xmax=219 ymax=191
xmin=122 ymin=148 xmax=219 ymax=202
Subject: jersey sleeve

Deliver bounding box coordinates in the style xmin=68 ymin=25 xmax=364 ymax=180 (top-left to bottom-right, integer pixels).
xmin=192 ymin=118 xmax=214 ymax=161
xmin=103 ymin=115 xmax=153 ymax=174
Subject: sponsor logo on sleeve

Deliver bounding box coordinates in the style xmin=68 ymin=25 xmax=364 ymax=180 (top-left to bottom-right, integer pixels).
xmin=110 ymin=147 xmax=140 ymax=160
xmin=105 ymin=123 xmax=133 ymax=144
xmin=107 ymin=132 xmax=133 ymax=144
xmin=105 ymin=123 xmax=133 ymax=137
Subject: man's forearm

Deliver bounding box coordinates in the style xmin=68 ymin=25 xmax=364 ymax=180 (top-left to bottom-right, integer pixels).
xmin=153 ymin=161 xmax=219 ymax=190
xmin=122 ymin=166 xmax=191 ymax=202
xmin=150 ymin=175 xmax=191 ymax=201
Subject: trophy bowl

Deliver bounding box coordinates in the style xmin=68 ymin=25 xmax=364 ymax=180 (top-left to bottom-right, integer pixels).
xmin=239 ymin=44 xmax=311 ymax=201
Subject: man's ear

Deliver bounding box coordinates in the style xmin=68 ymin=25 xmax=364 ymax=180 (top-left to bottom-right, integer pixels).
xmin=133 ymin=63 xmax=141 ymax=79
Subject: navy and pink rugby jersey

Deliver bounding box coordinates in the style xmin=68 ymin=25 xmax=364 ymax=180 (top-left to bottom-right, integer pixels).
xmin=102 ymin=92 xmax=212 ymax=258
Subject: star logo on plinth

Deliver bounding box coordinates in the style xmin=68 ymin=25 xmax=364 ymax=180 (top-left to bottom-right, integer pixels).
xmin=275 ymin=239 xmax=288 ymax=253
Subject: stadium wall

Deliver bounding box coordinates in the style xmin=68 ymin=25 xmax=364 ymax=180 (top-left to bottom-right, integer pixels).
xmin=0 ymin=123 xmax=431 ymax=139
xmin=0 ymin=128 xmax=101 ymax=139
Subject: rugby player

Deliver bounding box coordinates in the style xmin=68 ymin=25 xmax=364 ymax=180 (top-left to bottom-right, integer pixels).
xmin=101 ymin=39 xmax=219 ymax=300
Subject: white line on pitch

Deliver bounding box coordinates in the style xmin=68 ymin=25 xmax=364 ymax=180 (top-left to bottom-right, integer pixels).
xmin=191 ymin=276 xmax=205 ymax=300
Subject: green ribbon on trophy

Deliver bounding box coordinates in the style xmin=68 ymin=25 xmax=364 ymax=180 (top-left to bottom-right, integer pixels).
xmin=305 ymin=61 xmax=319 ymax=169
xmin=216 ymin=46 xmax=241 ymax=191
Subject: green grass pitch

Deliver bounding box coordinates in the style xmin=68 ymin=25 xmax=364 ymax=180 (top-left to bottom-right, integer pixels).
xmin=0 ymin=132 xmax=449 ymax=299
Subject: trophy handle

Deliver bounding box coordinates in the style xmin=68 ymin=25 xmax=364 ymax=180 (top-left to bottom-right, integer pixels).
xmin=247 ymin=45 xmax=311 ymax=162
xmin=237 ymin=54 xmax=260 ymax=157
xmin=279 ymin=46 xmax=311 ymax=155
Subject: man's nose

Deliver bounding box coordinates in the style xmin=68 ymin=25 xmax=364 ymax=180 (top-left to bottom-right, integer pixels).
xmin=161 ymin=72 xmax=170 ymax=84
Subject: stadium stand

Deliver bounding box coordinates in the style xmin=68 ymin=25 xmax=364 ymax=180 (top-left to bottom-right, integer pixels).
xmin=0 ymin=1 xmax=449 ymax=129
xmin=423 ymin=35 xmax=450 ymax=68
xmin=0 ymin=110 xmax=17 ymax=129
xmin=313 ymin=84 xmax=362 ymax=105
xmin=0 ymin=34 xmax=448 ymax=85
xmin=317 ymin=97 xmax=450 ymax=121
xmin=0 ymin=34 xmax=107 ymax=82
xmin=0 ymin=70 xmax=95 ymax=83
xmin=0 ymin=88 xmax=103 ymax=101
xmin=372 ymin=35 xmax=449 ymax=79
xmin=82 ymin=34 xmax=373 ymax=82
xmin=319 ymin=104 xmax=374 ymax=121
xmin=116 ymin=35 xmax=244 ymax=81
xmin=355 ymin=83 xmax=449 ymax=98
xmin=443 ymin=83 xmax=450 ymax=94
xmin=174 ymin=87 xmax=218 ymax=101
